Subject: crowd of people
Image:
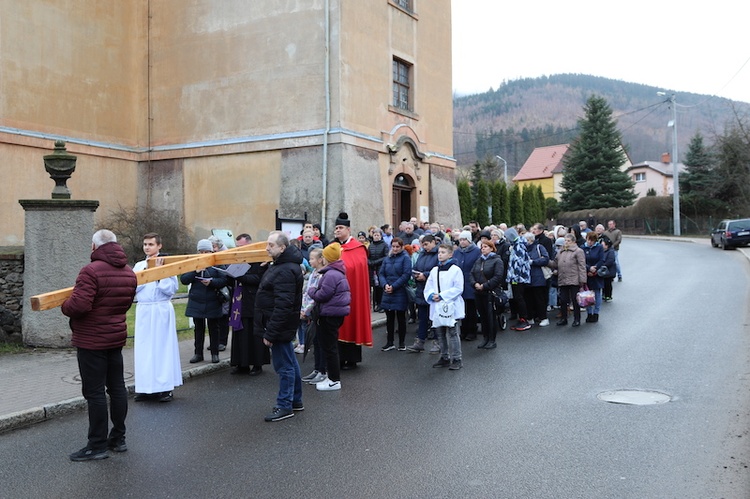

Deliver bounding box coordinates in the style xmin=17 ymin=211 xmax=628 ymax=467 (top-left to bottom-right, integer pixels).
xmin=60 ymin=215 xmax=624 ymax=459
xmin=366 ymin=217 xmax=622 ymax=334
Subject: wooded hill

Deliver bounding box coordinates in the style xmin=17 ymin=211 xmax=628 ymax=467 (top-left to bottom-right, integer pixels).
xmin=453 ymin=74 xmax=750 ymax=178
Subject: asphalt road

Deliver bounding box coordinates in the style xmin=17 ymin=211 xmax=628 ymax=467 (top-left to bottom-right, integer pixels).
xmin=1 ymin=239 xmax=748 ymax=498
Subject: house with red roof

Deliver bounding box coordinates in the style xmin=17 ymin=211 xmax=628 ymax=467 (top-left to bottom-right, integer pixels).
xmin=512 ymin=144 xmax=570 ymax=200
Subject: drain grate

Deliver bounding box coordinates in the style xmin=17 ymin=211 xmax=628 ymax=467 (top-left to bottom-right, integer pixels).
xmin=597 ymin=389 xmax=671 ymax=406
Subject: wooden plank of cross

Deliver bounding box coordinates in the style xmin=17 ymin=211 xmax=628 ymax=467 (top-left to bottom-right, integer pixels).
xmin=30 ymin=241 xmax=271 ymax=311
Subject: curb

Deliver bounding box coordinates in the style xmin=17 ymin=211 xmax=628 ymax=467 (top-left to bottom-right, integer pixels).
xmin=0 ymin=318 xmax=388 ymax=434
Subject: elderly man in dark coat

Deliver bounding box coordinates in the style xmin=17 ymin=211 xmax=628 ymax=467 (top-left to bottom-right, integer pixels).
xmin=62 ymin=229 xmax=137 ymax=462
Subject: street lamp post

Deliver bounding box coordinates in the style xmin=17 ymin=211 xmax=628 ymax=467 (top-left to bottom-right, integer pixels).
xmin=658 ymin=92 xmax=681 ymax=236
xmin=496 ymin=155 xmax=507 ymax=184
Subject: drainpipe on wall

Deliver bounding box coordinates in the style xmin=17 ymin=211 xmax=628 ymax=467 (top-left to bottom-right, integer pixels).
xmin=320 ymin=0 xmax=331 ymax=234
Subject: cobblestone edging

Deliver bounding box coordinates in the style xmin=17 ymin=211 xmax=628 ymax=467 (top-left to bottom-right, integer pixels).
xmin=0 ymin=248 xmax=24 ymax=343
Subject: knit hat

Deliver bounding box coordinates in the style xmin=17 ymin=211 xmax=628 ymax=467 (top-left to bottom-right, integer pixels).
xmin=335 ymin=212 xmax=350 ymax=227
xmin=322 ymin=242 xmax=341 ymax=262
xmin=479 ymin=230 xmax=492 ymax=240
xmin=555 ymin=237 xmax=565 ymax=247
xmin=197 ymin=239 xmax=213 ymax=252
xmin=459 ymin=230 xmax=472 ymax=241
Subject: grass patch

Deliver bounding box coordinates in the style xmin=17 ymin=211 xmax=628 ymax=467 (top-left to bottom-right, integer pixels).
xmin=0 ymin=342 xmax=27 ymax=355
xmin=125 ymin=301 xmax=193 ymax=348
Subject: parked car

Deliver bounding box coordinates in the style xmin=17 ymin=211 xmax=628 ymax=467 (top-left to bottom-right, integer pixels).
xmin=710 ymin=218 xmax=750 ymax=250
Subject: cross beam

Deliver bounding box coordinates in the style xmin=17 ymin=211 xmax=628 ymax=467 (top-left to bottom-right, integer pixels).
xmin=30 ymin=242 xmax=271 ymax=311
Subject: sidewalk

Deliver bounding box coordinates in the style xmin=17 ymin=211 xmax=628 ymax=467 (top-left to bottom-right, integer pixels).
xmin=0 ymin=310 xmax=386 ymax=433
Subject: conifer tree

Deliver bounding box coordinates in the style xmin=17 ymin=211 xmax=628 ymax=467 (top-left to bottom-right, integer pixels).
xmin=491 ymin=181 xmax=509 ymax=224
xmin=681 ymin=132 xmax=722 ymax=216
xmin=560 ymin=95 xmax=636 ymax=211
xmin=714 ymin=124 xmax=750 ymax=215
xmin=535 ymin=185 xmax=547 ymax=224
xmin=508 ymin=183 xmax=522 ymax=225
xmin=457 ymin=179 xmax=474 ymax=225
xmin=521 ymin=184 xmax=537 ymax=226
xmin=475 ymin=179 xmax=491 ymax=227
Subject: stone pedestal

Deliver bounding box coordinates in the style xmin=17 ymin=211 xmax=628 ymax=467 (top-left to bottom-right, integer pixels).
xmin=19 ymin=200 xmax=99 ymax=347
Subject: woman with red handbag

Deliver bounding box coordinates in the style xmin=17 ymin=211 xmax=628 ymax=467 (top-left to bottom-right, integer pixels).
xmin=549 ymin=233 xmax=587 ymax=327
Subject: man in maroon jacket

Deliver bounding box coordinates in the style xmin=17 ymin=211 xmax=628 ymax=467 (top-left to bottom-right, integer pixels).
xmin=62 ymin=229 xmax=137 ymax=461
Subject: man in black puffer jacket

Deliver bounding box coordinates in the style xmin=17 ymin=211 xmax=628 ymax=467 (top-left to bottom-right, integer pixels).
xmin=255 ymin=231 xmax=304 ymax=422
xmin=62 ymin=229 xmax=137 ymax=461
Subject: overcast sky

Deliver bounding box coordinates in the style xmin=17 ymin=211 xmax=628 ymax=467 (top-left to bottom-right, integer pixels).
xmin=452 ymin=0 xmax=750 ymax=104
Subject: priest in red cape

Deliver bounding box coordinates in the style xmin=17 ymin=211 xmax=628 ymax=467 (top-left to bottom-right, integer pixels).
xmin=333 ymin=212 xmax=372 ymax=369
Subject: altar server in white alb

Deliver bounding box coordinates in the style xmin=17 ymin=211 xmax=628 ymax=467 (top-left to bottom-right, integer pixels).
xmin=133 ymin=233 xmax=182 ymax=402
xmin=424 ymin=243 xmax=465 ymax=371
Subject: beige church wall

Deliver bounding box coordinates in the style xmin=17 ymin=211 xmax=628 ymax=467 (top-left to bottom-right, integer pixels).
xmin=317 ymin=144 xmax=384 ymax=234
xmin=0 ymin=0 xmax=148 ymax=146
xmin=181 ymin=151 xmax=282 ymax=243
xmin=429 ymin=164 xmax=461 ymax=230
xmin=148 ymin=0 xmax=327 ymax=146
xmin=337 ymin=0 xmax=453 ymax=159
xmin=1 ymin=142 xmax=138 ymax=245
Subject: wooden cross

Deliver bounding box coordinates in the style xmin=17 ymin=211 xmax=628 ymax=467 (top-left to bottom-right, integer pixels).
xmin=30 ymin=241 xmax=271 ymax=311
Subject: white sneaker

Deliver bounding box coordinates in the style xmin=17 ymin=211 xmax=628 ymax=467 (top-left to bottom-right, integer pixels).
xmin=307 ymin=372 xmax=327 ymax=384
xmin=301 ymin=370 xmax=320 ymax=382
xmin=294 ymin=344 xmax=305 ymax=354
xmin=538 ymin=319 xmax=550 ymax=327
xmin=316 ymin=379 xmax=341 ymax=391
xmin=527 ymin=319 xmax=535 ymax=325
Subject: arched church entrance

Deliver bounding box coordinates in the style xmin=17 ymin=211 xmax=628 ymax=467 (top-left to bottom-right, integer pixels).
xmin=392 ymin=173 xmax=415 ymax=229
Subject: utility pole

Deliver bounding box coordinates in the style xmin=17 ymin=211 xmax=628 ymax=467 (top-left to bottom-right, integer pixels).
xmin=658 ymin=92 xmax=681 ymax=236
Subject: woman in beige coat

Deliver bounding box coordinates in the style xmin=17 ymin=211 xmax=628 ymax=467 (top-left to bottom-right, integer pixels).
xmin=550 ymin=233 xmax=587 ymax=327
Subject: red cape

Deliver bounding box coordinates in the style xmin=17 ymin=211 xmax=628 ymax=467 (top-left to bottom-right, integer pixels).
xmin=338 ymin=238 xmax=373 ymax=346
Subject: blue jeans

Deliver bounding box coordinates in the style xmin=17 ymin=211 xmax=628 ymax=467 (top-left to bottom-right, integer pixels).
xmin=416 ymin=304 xmax=431 ymax=341
xmin=615 ymin=250 xmax=622 ymax=278
xmin=270 ymin=341 xmax=302 ymax=410
xmin=548 ymin=285 xmax=558 ymax=308
xmin=297 ymin=321 xmax=307 ymax=346
xmin=76 ymin=347 xmax=128 ymax=450
xmin=587 ymin=289 xmax=603 ymax=315
xmin=438 ymin=324 xmax=462 ymax=361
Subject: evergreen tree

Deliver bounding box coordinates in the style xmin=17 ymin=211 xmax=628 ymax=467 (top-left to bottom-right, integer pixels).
xmin=535 ymin=185 xmax=547 ymax=224
xmin=713 ymin=123 xmax=750 ymax=216
xmin=470 ymin=161 xmax=482 ymax=201
xmin=491 ymin=181 xmax=509 ymax=224
xmin=457 ymin=179 xmax=474 ymax=225
xmin=521 ymin=184 xmax=537 ymax=226
xmin=475 ymin=179 xmax=491 ymax=227
xmin=508 ymin=183 xmax=522 ymax=225
xmin=545 ymin=197 xmax=560 ymax=222
xmin=560 ymin=95 xmax=636 ymax=211
xmin=680 ymin=132 xmax=722 ymax=216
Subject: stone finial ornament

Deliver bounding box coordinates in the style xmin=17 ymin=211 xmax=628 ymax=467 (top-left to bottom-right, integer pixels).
xmin=43 ymin=140 xmax=77 ymax=199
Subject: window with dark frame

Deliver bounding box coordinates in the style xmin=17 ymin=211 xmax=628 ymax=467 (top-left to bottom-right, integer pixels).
xmin=394 ymin=0 xmax=412 ymax=12
xmin=393 ymin=58 xmax=411 ymax=111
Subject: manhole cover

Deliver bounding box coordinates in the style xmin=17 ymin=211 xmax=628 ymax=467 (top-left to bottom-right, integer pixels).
xmin=597 ymin=389 xmax=671 ymax=406
xmin=62 ymin=370 xmax=134 ymax=385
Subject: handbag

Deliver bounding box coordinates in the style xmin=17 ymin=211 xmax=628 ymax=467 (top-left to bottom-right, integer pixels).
xmin=541 ymin=266 xmax=553 ymax=280
xmin=537 ymin=246 xmax=552 ymax=280
xmin=405 ymin=278 xmax=417 ymax=303
xmin=432 ymin=268 xmax=457 ymax=327
xmin=596 ymin=265 xmax=611 ymax=278
xmin=216 ymin=286 xmax=231 ymax=303
xmin=490 ymin=289 xmax=508 ymax=315
xmin=576 ymin=285 xmax=596 ymax=307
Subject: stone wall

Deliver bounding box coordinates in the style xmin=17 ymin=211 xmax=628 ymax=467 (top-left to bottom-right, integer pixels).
xmin=0 ymin=248 xmax=24 ymax=343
